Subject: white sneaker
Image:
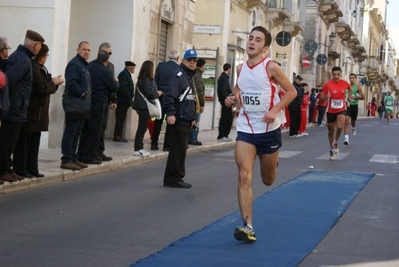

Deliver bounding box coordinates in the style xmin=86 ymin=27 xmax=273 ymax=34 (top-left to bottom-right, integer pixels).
xmin=329 ymin=149 xmax=335 ymax=160
xmin=133 ymin=149 xmax=150 ymax=157
xmin=344 ymin=137 xmax=349 ymax=145
xmin=217 ymin=137 xmax=231 ymax=142
xmin=333 ymin=141 xmax=339 ymax=154
xmin=318 ymin=124 xmax=325 ymax=128
xmin=289 ymin=135 xmax=299 ymax=138
xmin=352 ymin=128 xmax=356 ymax=136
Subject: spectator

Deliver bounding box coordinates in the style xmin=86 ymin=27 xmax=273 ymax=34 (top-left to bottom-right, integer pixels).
xmin=151 ymin=50 xmax=180 ymax=151
xmin=77 ymin=50 xmax=118 ymax=164
xmin=188 ymin=58 xmax=206 ymax=146
xmin=60 ymin=41 xmax=92 ymax=170
xmin=298 ymin=83 xmax=309 ymax=136
xmin=97 ymin=42 xmax=117 ymax=161
xmin=288 ymin=75 xmax=304 ymax=138
xmin=114 ymin=61 xmax=136 ymax=142
xmin=163 ymin=49 xmax=198 ymax=188
xmin=309 ymin=88 xmax=317 ymax=123
xmin=317 ymin=90 xmax=327 ymax=127
xmin=132 ymin=60 xmax=162 ymax=157
xmin=13 ymin=44 xmax=64 ymax=178
xmin=216 ymin=63 xmax=233 ymax=141
xmin=0 ymin=30 xmax=45 ymax=183
xmin=371 ymin=97 xmax=377 ymax=116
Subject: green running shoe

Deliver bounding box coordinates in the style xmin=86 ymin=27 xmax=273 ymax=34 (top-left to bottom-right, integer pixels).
xmin=234 ymin=226 xmax=256 ymax=243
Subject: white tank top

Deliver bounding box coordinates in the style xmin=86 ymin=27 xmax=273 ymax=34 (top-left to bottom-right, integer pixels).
xmin=236 ymin=57 xmax=286 ymax=134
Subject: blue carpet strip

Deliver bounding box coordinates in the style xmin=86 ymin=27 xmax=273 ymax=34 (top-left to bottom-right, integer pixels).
xmin=131 ymin=171 xmax=374 ymax=267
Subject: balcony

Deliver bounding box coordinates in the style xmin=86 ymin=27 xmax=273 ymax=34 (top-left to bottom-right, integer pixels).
xmin=283 ymin=21 xmax=305 ymax=37
xmin=346 ymin=35 xmax=360 ymax=50
xmin=336 ymin=22 xmax=354 ymax=42
xmin=319 ymin=1 xmax=343 ymax=27
xmin=265 ymin=0 xmax=291 ymax=26
xmin=350 ymin=45 xmax=367 ymax=62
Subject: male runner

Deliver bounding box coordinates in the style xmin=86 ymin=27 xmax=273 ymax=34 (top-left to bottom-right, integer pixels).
xmin=319 ymin=66 xmax=352 ymax=160
xmin=343 ymin=73 xmax=365 ymax=145
xmin=225 ymin=26 xmax=297 ymax=243
xmin=384 ymin=90 xmax=395 ymax=124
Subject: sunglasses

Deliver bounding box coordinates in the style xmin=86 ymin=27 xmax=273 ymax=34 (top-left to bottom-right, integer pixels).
xmin=186 ymin=58 xmax=197 ymax=63
xmin=101 ymin=50 xmax=112 ymax=56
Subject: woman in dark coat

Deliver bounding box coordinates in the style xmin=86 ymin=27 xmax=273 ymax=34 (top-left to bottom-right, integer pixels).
xmin=13 ymin=44 xmax=64 ymax=178
xmin=132 ymin=60 xmax=162 ymax=157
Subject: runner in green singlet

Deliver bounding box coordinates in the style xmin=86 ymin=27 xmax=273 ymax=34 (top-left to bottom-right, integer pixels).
xmin=384 ymin=90 xmax=395 ymax=124
xmin=343 ymin=73 xmax=365 ymax=145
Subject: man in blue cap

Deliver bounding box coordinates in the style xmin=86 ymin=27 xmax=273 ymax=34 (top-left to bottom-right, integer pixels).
xmin=162 ymin=49 xmax=198 ymax=188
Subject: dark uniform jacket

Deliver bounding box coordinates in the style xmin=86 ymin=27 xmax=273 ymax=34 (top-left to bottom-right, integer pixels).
xmin=22 ymin=61 xmax=58 ymax=131
xmin=116 ymin=68 xmax=134 ymax=106
xmin=155 ymin=60 xmax=180 ymax=107
xmin=133 ymin=77 xmax=159 ymax=110
xmin=163 ymin=64 xmax=197 ymax=126
xmin=4 ymin=45 xmax=34 ymax=122
xmin=87 ymin=60 xmax=119 ymax=105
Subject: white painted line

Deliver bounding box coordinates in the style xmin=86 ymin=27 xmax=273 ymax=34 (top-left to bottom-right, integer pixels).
xmin=369 ymin=154 xmax=398 ymax=164
xmin=279 ymin=151 xmax=303 ymax=158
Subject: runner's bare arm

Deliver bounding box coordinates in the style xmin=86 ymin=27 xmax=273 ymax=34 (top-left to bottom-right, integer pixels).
xmin=267 ymin=61 xmax=297 ymax=114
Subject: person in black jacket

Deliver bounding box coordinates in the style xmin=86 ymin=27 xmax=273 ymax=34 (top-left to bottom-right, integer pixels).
xmin=0 ymin=30 xmax=45 ymax=183
xmin=77 ymin=51 xmax=119 ymax=164
xmin=113 ymin=61 xmax=136 ymax=142
xmin=217 ymin=63 xmax=233 ymax=141
xmin=162 ymin=49 xmax=198 ymax=189
xmin=13 ymin=44 xmax=64 ymax=178
xmin=151 ymin=50 xmax=180 ymax=151
xmin=288 ymin=75 xmax=304 ymax=138
xmin=132 ymin=60 xmax=162 ymax=157
xmin=60 ymin=41 xmax=92 ymax=170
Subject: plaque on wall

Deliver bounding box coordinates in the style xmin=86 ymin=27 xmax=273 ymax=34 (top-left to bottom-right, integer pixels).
xmin=161 ymin=0 xmax=175 ymax=23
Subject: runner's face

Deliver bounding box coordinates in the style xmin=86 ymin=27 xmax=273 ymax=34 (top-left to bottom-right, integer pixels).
xmin=332 ymin=70 xmax=341 ymax=82
xmin=349 ymin=75 xmax=356 ymax=84
xmin=247 ymin=30 xmax=268 ymax=58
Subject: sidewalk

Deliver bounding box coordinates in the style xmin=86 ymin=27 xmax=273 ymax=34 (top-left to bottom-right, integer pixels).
xmin=0 ymin=128 xmax=237 ymax=194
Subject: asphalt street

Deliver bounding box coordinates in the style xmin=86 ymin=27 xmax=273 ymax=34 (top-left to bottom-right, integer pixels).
xmin=0 ymin=117 xmax=398 ymax=266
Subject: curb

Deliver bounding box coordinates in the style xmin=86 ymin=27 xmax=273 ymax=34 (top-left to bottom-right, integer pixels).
xmin=0 ymin=141 xmax=235 ymax=195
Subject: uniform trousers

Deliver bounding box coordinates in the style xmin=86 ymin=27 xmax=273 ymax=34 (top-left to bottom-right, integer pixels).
xmin=13 ymin=130 xmax=41 ymax=175
xmin=0 ymin=120 xmax=21 ymax=175
xmin=163 ymin=124 xmax=190 ymax=184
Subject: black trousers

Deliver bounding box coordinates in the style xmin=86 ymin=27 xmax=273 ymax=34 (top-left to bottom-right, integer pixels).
xmin=317 ymin=106 xmax=326 ymax=125
xmin=98 ymin=105 xmax=109 ymax=155
xmin=288 ymin=106 xmax=301 ymax=136
xmin=13 ymin=130 xmax=41 ymax=175
xmin=152 ymin=118 xmax=171 ymax=149
xmin=0 ymin=120 xmax=21 ymax=175
xmin=78 ymin=103 xmax=105 ymax=162
xmin=114 ymin=104 xmax=129 ymax=138
xmin=217 ymin=104 xmax=233 ymax=139
xmin=134 ymin=109 xmax=150 ymax=151
xmin=163 ymin=124 xmax=190 ymax=184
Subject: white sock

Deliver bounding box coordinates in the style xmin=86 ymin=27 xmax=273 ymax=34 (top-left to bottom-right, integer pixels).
xmin=345 ymin=135 xmax=349 ymax=139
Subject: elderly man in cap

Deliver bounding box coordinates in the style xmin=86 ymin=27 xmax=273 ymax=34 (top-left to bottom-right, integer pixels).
xmin=162 ymin=49 xmax=198 ymax=189
xmin=288 ymin=75 xmax=304 ymax=138
xmin=0 ymin=30 xmax=45 ymax=183
xmin=113 ymin=61 xmax=136 ymax=142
